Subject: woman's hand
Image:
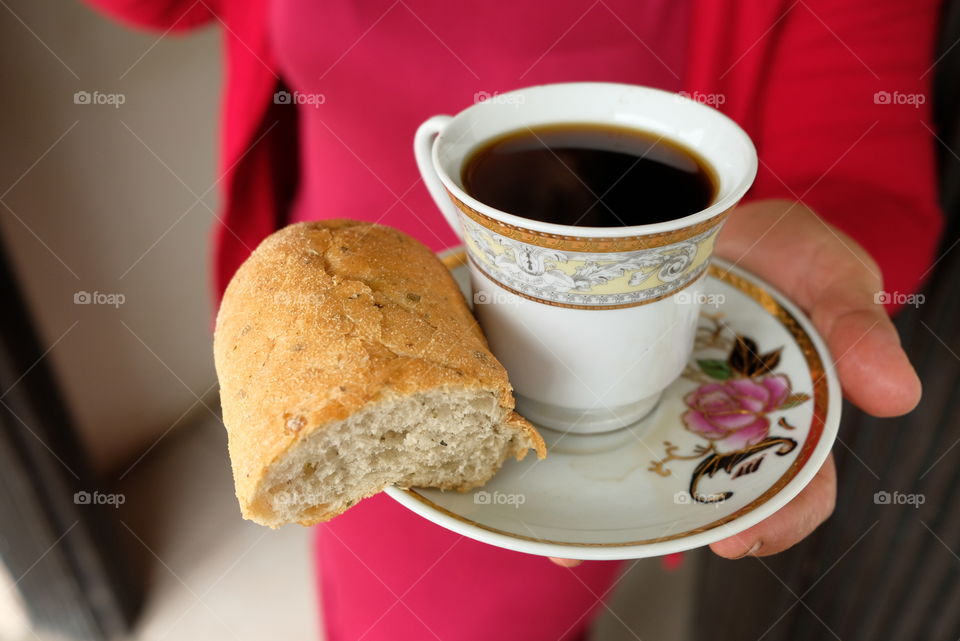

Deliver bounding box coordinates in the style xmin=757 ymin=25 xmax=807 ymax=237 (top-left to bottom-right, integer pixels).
xmin=550 ymin=199 xmax=921 ymax=566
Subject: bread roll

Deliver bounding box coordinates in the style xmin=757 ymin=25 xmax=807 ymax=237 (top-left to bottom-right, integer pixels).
xmin=214 ymin=220 xmax=545 ymax=527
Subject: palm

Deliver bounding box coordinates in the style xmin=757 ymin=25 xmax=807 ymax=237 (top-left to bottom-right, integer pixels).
xmin=707 ymin=199 xmax=920 ymax=557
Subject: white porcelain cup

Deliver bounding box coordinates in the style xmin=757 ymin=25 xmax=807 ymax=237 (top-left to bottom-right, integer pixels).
xmin=415 ymin=82 xmax=757 ymax=434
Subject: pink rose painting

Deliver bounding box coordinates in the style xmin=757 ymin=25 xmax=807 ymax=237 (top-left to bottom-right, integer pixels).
xmin=649 ymin=331 xmax=810 ymax=504
xmin=682 ymin=375 xmax=791 ymax=453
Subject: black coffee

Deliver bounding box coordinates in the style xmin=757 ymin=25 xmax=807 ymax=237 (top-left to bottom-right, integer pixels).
xmin=462 ymin=123 xmax=716 ymax=227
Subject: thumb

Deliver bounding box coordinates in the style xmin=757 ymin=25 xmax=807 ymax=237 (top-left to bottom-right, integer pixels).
xmin=809 ymin=274 xmax=920 ymax=417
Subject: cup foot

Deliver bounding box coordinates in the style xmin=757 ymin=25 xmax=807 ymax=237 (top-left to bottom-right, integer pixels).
xmin=540 ymin=418 xmax=656 ymax=455
xmin=515 ymin=391 xmax=663 ymax=436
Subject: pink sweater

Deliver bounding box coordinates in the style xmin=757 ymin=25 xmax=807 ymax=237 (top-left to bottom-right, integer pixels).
xmin=269 ymin=0 xmax=690 ymax=250
xmin=85 ymin=0 xmax=943 ymax=307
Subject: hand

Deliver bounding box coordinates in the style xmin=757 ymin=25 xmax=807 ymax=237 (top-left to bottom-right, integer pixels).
xmin=550 ymin=199 xmax=921 ymax=567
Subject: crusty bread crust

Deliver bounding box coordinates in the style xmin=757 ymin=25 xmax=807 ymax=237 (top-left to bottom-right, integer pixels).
xmin=214 ymin=220 xmax=545 ymax=524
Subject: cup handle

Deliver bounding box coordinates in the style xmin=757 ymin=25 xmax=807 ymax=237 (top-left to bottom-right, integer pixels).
xmin=414 ymin=115 xmax=462 ymax=240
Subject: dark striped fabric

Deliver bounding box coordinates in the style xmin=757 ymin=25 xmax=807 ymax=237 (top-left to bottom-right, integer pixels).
xmin=693 ymin=2 xmax=960 ymax=639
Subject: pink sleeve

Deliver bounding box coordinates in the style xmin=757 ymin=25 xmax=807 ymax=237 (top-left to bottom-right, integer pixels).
xmin=83 ymin=0 xmax=217 ymax=33
xmin=747 ymin=0 xmax=944 ymax=299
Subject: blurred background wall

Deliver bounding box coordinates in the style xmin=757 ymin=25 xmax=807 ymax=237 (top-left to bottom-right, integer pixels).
xmin=0 ymin=0 xmax=221 ymax=471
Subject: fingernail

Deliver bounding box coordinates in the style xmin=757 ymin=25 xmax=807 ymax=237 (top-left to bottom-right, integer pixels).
xmin=733 ymin=541 xmax=762 ymax=559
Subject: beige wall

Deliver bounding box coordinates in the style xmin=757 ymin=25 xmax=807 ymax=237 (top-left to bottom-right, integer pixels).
xmin=0 ymin=1 xmax=223 ymax=471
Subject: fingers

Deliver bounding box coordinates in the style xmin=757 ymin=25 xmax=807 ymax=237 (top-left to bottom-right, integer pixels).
xmin=810 ymin=285 xmax=921 ymax=417
xmin=710 ymin=454 xmax=836 ymax=559
xmin=549 ymin=557 xmax=583 ymax=567
xmin=719 ymin=200 xmax=922 ymax=418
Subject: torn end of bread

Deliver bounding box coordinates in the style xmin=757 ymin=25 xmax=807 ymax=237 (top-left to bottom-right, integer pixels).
xmin=251 ymin=390 xmax=539 ymax=527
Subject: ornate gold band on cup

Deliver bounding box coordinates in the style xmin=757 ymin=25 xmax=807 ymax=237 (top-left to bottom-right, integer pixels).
xmin=447 ymin=188 xmax=729 ymax=253
xmin=468 ymin=253 xmax=710 ymax=310
xmin=460 ymin=213 xmax=722 ymax=310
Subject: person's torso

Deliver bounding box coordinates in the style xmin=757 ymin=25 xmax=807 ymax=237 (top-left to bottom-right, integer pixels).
xmin=269 ymin=0 xmax=692 ymax=250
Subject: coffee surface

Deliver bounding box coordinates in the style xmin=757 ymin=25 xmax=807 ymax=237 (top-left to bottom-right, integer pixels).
xmin=462 ymin=124 xmax=716 ymax=227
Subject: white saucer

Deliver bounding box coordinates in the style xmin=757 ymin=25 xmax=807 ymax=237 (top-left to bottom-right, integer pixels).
xmin=385 ymin=249 xmax=840 ymax=560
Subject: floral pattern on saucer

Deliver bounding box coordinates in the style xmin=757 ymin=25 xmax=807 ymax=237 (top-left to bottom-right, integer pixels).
xmin=649 ymin=314 xmax=811 ymax=504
